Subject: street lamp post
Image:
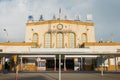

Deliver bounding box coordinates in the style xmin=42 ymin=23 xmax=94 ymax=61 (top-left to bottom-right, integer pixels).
xmin=59 ymin=54 xmax=61 ymax=80
xmin=3 ymin=29 xmax=9 ymax=42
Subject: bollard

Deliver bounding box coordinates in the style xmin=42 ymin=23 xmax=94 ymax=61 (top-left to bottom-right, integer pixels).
xmin=64 ymin=67 xmax=67 ymax=72
xmin=54 ymin=67 xmax=56 ymax=72
xmin=15 ymin=75 xmax=18 ymax=80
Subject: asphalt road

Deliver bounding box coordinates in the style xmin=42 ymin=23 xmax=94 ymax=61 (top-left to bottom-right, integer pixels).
xmin=0 ymin=72 xmax=120 ymax=80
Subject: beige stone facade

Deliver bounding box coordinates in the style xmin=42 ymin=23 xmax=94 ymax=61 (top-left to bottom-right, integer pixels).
xmin=25 ymin=20 xmax=95 ymax=48
xmin=0 ymin=19 xmax=120 ymax=72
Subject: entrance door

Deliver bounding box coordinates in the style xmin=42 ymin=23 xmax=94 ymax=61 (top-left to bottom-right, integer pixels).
xmin=46 ymin=59 xmax=54 ymax=70
xmin=37 ymin=59 xmax=46 ymax=70
xmin=78 ymin=58 xmax=85 ymax=70
xmin=74 ymin=58 xmax=85 ymax=71
xmin=66 ymin=59 xmax=74 ymax=70
xmin=56 ymin=59 xmax=64 ymax=69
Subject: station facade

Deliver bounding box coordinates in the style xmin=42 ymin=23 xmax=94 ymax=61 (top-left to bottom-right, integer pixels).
xmin=0 ymin=19 xmax=120 ymax=72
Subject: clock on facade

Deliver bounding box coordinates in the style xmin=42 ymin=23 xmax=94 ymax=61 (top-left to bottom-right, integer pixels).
xmin=57 ymin=24 xmax=63 ymax=30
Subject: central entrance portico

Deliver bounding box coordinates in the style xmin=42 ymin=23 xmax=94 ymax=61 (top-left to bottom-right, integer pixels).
xmin=17 ymin=48 xmax=101 ymax=71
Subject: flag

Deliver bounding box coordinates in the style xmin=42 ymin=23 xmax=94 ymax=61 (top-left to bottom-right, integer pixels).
xmin=59 ymin=8 xmax=61 ymax=14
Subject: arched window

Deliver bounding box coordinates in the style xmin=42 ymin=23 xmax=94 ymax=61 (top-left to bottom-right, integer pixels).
xmin=69 ymin=33 xmax=76 ymax=48
xmin=57 ymin=33 xmax=63 ymax=48
xmin=45 ymin=33 xmax=51 ymax=48
xmin=82 ymin=33 xmax=87 ymax=43
xmin=33 ymin=33 xmax=38 ymax=43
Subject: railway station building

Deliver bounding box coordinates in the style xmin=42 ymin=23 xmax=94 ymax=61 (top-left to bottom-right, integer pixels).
xmin=0 ymin=17 xmax=120 ymax=72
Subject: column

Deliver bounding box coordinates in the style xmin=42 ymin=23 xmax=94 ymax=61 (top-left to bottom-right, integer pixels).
xmin=81 ymin=57 xmax=83 ymax=70
xmin=101 ymin=55 xmax=103 ymax=76
xmin=64 ymin=57 xmax=67 ymax=72
xmin=114 ymin=55 xmax=117 ymax=71
xmin=36 ymin=57 xmax=40 ymax=72
xmin=108 ymin=55 xmax=110 ymax=70
xmin=74 ymin=58 xmax=78 ymax=71
xmin=2 ymin=57 xmax=5 ymax=73
xmin=54 ymin=57 xmax=56 ymax=71
xmin=20 ymin=57 xmax=23 ymax=71
xmin=13 ymin=55 xmax=17 ymax=72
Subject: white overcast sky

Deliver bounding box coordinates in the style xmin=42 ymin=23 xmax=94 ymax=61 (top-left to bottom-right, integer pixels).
xmin=0 ymin=0 xmax=120 ymax=42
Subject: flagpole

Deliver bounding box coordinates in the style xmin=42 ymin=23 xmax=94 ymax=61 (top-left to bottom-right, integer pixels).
xmin=59 ymin=13 xmax=60 ymax=20
xmin=58 ymin=8 xmax=61 ymax=80
xmin=59 ymin=8 xmax=61 ymax=23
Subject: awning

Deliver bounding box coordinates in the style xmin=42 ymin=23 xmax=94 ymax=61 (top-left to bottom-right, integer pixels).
xmin=19 ymin=55 xmax=55 ymax=58
xmin=65 ymin=55 xmax=99 ymax=58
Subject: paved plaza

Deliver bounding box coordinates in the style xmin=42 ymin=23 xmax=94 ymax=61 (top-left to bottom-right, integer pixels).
xmin=0 ymin=72 xmax=120 ymax=80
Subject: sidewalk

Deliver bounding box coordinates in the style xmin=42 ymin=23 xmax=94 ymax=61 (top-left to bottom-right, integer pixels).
xmin=0 ymin=71 xmax=120 ymax=80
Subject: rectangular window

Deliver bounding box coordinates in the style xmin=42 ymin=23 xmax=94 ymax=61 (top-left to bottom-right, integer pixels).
xmin=0 ymin=49 xmax=3 ymax=52
xmin=57 ymin=33 xmax=63 ymax=48
xmin=117 ymin=49 xmax=120 ymax=52
xmin=69 ymin=33 xmax=75 ymax=48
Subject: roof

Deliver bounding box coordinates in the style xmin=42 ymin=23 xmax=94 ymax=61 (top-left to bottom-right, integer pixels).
xmin=84 ymin=42 xmax=120 ymax=46
xmin=26 ymin=20 xmax=94 ymax=26
xmin=0 ymin=48 xmax=120 ymax=55
xmin=0 ymin=42 xmax=37 ymax=46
